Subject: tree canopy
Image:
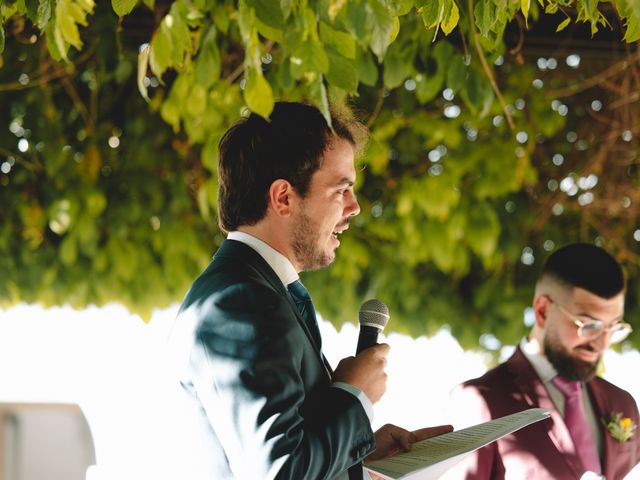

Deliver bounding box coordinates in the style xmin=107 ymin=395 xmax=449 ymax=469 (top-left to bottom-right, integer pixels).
xmin=1 ymin=0 xmax=639 ymax=353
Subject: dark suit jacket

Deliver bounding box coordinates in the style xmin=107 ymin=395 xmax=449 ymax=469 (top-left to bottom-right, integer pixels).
xmin=167 ymin=240 xmax=375 ymax=479
xmin=443 ymin=347 xmax=640 ymax=480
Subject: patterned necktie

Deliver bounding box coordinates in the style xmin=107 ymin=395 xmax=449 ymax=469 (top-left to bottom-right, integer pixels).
xmin=552 ymin=376 xmax=601 ymax=474
xmin=288 ymin=280 xmax=322 ymax=349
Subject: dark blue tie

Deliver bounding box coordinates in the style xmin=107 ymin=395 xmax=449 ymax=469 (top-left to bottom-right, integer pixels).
xmin=288 ymin=280 xmax=322 ymax=349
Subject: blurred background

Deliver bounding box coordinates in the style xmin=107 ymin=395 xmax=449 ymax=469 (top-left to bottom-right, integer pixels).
xmin=1 ymin=0 xmax=640 ymax=479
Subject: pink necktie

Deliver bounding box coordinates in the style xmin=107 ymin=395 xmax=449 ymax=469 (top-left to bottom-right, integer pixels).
xmin=553 ymin=376 xmax=601 ymax=474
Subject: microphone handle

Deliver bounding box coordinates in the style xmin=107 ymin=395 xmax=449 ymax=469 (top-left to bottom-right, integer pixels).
xmin=356 ymin=326 xmax=381 ymax=355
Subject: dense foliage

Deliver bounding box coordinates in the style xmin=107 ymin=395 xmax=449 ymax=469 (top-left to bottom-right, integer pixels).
xmin=1 ymin=0 xmax=639 ymax=353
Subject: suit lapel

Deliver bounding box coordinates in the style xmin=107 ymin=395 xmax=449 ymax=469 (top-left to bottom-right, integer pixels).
xmin=216 ymin=240 xmax=332 ymax=379
xmin=509 ymin=347 xmax=585 ymax=478
xmin=586 ymin=379 xmax=613 ymax=478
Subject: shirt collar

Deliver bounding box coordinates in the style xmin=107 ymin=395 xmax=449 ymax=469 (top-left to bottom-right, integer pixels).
xmin=520 ymin=337 xmax=559 ymax=383
xmin=227 ymin=231 xmax=298 ymax=287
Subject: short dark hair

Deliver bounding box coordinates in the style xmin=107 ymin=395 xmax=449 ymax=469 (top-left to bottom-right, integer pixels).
xmin=216 ymin=102 xmax=367 ymax=232
xmin=540 ymin=243 xmax=625 ymax=298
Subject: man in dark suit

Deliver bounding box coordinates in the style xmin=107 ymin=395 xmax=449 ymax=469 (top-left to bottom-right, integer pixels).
xmin=442 ymin=243 xmax=639 ymax=479
xmin=167 ymin=102 xmax=451 ymax=479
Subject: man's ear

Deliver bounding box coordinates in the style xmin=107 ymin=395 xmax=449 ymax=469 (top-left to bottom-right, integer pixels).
xmin=533 ymin=294 xmax=552 ymax=328
xmin=269 ymin=179 xmax=295 ymax=217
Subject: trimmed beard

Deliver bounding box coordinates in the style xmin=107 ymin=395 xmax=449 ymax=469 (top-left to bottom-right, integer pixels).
xmin=543 ymin=334 xmax=599 ymax=382
xmin=291 ymin=209 xmax=335 ymax=271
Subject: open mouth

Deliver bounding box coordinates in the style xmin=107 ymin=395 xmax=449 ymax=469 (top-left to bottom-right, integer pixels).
xmin=333 ymin=221 xmax=350 ymax=238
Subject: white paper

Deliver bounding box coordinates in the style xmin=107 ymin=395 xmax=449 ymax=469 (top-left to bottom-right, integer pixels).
xmin=365 ymin=407 xmax=551 ymax=480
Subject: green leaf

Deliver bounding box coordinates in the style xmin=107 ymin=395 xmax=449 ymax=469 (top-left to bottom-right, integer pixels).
xmin=53 ymin=0 xmax=94 ymax=52
xmin=461 ymin=68 xmax=494 ymax=116
xmin=415 ymin=40 xmax=451 ymax=103
xmin=415 ymin=177 xmax=461 ymax=219
xmin=166 ymin=4 xmax=191 ymax=67
xmin=289 ymin=41 xmax=329 ymax=78
xmin=319 ymin=22 xmax=356 ymax=59
xmin=25 ymin=0 xmax=38 ymax=22
xmin=446 ymin=55 xmax=466 ymax=92
xmin=0 ymin=25 xmax=4 ymax=54
xmin=441 ymin=0 xmax=459 ymax=35
xmin=244 ymin=68 xmax=274 ymax=119
xmin=44 ymin=21 xmax=63 ymax=61
xmin=556 ymin=17 xmax=570 ymax=32
xmin=329 ymin=0 xmax=348 ymax=20
xmin=37 ymin=0 xmax=54 ymax=29
xmin=326 ymin=51 xmax=359 ymax=93
xmin=160 ymin=94 xmax=181 ymax=132
xmin=344 ymin=1 xmax=372 ymax=45
xmin=383 ymin=50 xmax=410 ymax=89
xmin=474 ymin=0 xmax=494 ymax=36
xmin=280 ymin=0 xmax=292 ymax=20
xmin=112 ymin=0 xmax=137 ymax=16
xmin=545 ymin=3 xmax=558 ymax=14
xmin=420 ymin=0 xmax=459 ymax=36
xmin=56 ymin=2 xmax=82 ymax=49
xmin=369 ymin=0 xmax=396 ymax=60
xmin=186 ymin=84 xmax=208 ymax=116
xmin=624 ymin=16 xmax=640 ymax=41
xmin=356 ymin=48 xmax=379 ymax=86
xmin=521 ymin=0 xmax=530 ymax=23
xmin=212 ymin=7 xmax=230 ymax=33
xmin=247 ymin=0 xmax=285 ymax=29
xmin=466 ymin=202 xmax=500 ymax=258
xmin=195 ymin=27 xmax=221 ymax=89
xmin=308 ymin=77 xmax=331 ymax=127
xmin=421 ymin=0 xmax=442 ymax=29
xmin=618 ymin=0 xmax=640 ymax=42
xmin=255 ymin=17 xmax=283 ymax=42
xmin=149 ymin=24 xmax=173 ymax=77
xmin=416 ymin=72 xmax=443 ymax=103
xmin=394 ymin=0 xmax=415 ymax=15
xmin=60 ymin=235 xmax=78 ymax=266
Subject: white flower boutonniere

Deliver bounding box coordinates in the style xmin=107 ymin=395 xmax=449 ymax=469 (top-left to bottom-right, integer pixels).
xmin=602 ymin=412 xmax=637 ymax=443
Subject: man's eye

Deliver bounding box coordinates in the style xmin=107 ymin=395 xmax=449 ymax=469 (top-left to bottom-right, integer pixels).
xmin=581 ymin=322 xmax=602 ymax=333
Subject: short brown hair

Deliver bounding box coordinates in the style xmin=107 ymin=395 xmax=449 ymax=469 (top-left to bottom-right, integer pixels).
xmin=216 ymin=102 xmax=367 ymax=232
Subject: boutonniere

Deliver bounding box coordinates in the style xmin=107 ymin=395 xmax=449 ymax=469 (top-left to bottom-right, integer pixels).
xmin=602 ymin=412 xmax=637 ymax=443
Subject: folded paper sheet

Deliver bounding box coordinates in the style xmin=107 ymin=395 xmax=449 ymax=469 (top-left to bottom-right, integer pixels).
xmin=365 ymin=408 xmax=551 ymax=480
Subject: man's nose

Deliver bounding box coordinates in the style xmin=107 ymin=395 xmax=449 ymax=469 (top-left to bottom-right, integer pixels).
xmin=593 ymin=329 xmax=610 ymax=349
xmin=347 ymin=192 xmax=360 ymax=217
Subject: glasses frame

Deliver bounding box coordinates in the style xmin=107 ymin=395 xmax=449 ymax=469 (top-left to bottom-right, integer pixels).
xmin=549 ymin=297 xmax=633 ymax=344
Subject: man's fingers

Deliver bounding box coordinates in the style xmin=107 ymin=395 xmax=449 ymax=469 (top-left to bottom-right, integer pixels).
xmin=366 ymin=342 xmax=390 ymax=357
xmin=386 ymin=425 xmax=415 ymax=452
xmin=398 ymin=432 xmax=413 ymax=451
xmin=411 ymin=425 xmax=454 ymax=443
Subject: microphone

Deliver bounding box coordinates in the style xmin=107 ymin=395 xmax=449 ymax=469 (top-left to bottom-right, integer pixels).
xmin=356 ymin=299 xmax=390 ymax=355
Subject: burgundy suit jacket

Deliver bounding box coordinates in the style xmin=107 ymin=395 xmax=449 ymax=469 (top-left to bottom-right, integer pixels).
xmin=443 ymin=347 xmax=640 ymax=479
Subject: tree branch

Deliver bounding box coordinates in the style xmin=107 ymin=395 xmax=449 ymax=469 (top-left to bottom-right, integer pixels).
xmin=467 ymin=0 xmax=515 ymax=130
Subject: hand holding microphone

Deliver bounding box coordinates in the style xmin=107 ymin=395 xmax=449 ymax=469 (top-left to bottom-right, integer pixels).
xmin=333 ymin=299 xmax=390 ymax=404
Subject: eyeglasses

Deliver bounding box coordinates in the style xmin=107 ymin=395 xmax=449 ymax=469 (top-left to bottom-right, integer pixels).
xmin=551 ymin=298 xmax=632 ymax=344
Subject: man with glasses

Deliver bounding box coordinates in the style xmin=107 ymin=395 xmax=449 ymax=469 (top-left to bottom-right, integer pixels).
xmin=441 ymin=243 xmax=639 ymax=479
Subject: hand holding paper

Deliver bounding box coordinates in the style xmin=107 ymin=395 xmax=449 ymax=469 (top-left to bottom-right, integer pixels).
xmin=365 ymin=408 xmax=551 ymax=480
xmin=367 ymin=424 xmax=455 ymax=463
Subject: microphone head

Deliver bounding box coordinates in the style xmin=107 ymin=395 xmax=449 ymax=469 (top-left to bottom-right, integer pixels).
xmin=358 ymin=299 xmax=389 ymax=330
